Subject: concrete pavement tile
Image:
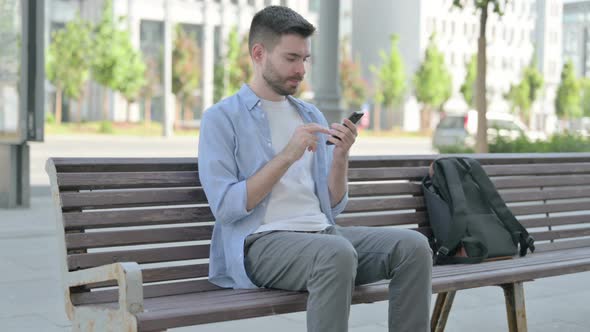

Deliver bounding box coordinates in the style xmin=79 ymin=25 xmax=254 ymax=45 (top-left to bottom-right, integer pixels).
xmin=1 ymin=314 xmax=69 ymax=332
xmin=0 ymin=257 xmax=38 ymax=283
xmin=527 ymin=319 xmax=587 ymax=332
xmin=526 ymin=293 xmax=590 ymax=327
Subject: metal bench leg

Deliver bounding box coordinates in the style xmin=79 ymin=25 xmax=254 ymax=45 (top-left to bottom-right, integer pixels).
xmin=501 ymin=282 xmax=528 ymax=332
xmin=431 ymin=291 xmax=456 ymax=332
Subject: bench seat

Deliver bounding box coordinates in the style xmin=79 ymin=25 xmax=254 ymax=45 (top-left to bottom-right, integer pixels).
xmin=46 ymin=153 xmax=590 ymax=332
xmin=72 ymin=247 xmax=590 ymax=332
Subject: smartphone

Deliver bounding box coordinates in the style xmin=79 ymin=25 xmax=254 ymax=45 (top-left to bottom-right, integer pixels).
xmin=326 ymin=111 xmax=365 ymax=145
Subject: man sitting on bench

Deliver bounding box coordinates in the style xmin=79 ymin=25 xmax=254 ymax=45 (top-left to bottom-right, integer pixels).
xmin=198 ymin=5 xmax=432 ymax=332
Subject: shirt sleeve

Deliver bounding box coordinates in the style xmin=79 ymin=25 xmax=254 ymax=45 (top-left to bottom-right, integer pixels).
xmin=198 ymin=107 xmax=253 ymax=225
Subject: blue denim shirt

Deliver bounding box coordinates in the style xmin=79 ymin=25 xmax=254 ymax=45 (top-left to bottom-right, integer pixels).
xmin=198 ymin=84 xmax=348 ymax=289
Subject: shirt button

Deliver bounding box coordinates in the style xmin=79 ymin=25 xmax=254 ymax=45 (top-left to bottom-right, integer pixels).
xmin=267 ymin=142 xmax=271 ymax=147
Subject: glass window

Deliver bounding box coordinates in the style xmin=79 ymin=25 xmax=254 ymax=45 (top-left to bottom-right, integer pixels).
xmin=437 ymin=116 xmax=465 ymax=129
xmin=0 ymin=0 xmax=21 ymax=142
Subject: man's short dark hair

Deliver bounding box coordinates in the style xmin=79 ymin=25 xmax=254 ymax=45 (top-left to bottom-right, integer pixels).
xmin=249 ymin=6 xmax=316 ymax=55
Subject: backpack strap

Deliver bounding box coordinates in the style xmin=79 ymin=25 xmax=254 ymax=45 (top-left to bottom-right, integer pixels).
xmin=462 ymin=158 xmax=535 ymax=256
xmin=432 ymin=158 xmax=487 ymax=263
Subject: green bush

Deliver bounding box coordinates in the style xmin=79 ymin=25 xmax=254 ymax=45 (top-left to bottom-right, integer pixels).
xmin=437 ymin=145 xmax=476 ymax=154
xmin=45 ymin=112 xmax=55 ymax=124
xmin=489 ymin=133 xmax=590 ymax=153
xmin=99 ymin=121 xmax=114 ymax=134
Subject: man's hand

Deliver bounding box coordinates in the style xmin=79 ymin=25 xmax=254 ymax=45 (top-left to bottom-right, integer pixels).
xmin=279 ymin=123 xmax=331 ymax=163
xmin=327 ymin=118 xmax=358 ymax=159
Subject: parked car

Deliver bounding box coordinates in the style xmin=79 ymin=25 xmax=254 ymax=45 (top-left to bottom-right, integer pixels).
xmin=432 ymin=110 xmax=544 ymax=151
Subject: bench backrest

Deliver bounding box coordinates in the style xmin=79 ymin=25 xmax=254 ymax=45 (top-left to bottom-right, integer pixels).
xmin=46 ymin=153 xmax=590 ymax=306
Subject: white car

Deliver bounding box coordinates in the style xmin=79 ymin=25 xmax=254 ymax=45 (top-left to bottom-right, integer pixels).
xmin=432 ymin=110 xmax=543 ymax=151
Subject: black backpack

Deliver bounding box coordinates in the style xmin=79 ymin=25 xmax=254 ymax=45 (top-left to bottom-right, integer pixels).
xmin=422 ymin=157 xmax=535 ymax=265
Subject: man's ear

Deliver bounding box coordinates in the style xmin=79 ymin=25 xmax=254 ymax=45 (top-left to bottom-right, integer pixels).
xmin=251 ymin=43 xmax=265 ymax=64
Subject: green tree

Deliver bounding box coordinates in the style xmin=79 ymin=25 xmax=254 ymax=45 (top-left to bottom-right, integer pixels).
xmin=580 ymin=78 xmax=590 ymax=118
xmin=524 ymin=55 xmax=544 ymax=109
xmin=505 ymin=56 xmax=544 ymax=126
xmin=453 ymin=0 xmax=508 ymax=152
xmin=414 ymin=34 xmax=452 ymax=131
xmin=226 ymin=27 xmax=252 ymax=96
xmin=141 ymin=56 xmax=161 ymax=125
xmin=117 ymin=38 xmax=146 ymax=122
xmin=172 ymin=25 xmax=202 ymax=127
xmin=505 ymin=80 xmax=530 ymax=123
xmin=460 ymin=54 xmax=477 ymax=109
xmin=370 ymin=35 xmax=406 ymax=133
xmin=339 ymin=39 xmax=368 ymax=111
xmin=92 ymin=0 xmax=141 ymax=121
xmin=46 ymin=16 xmax=93 ymax=124
xmin=555 ymin=61 xmax=582 ymax=120
xmin=213 ymin=62 xmax=225 ymax=103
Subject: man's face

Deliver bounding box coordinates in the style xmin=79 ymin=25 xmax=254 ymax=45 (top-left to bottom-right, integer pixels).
xmin=261 ymin=34 xmax=311 ymax=96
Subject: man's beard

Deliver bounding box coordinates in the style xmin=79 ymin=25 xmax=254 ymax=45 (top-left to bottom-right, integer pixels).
xmin=262 ymin=59 xmax=303 ymax=96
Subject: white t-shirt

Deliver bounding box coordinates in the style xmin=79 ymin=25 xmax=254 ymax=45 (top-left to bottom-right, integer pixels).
xmin=253 ymin=98 xmax=330 ymax=233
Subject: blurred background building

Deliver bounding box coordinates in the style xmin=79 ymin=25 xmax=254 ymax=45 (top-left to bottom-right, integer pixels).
xmin=563 ymin=0 xmax=590 ymax=78
xmin=45 ymin=0 xmax=318 ymax=126
xmin=42 ymin=0 xmax=588 ymax=134
xmin=352 ymin=0 xmax=563 ymax=133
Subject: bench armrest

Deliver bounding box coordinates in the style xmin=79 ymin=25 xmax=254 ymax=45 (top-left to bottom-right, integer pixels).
xmin=67 ymin=262 xmax=143 ymax=314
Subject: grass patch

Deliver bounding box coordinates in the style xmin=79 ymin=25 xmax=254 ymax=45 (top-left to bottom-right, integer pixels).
xmin=45 ymin=121 xmax=199 ymax=137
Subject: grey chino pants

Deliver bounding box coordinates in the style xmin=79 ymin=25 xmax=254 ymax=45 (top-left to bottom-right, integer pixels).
xmin=244 ymin=225 xmax=433 ymax=332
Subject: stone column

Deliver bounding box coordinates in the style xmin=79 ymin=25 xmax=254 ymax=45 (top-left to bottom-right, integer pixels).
xmin=313 ymin=0 xmax=343 ymax=124
xmin=163 ymin=0 xmax=174 ymax=137
xmin=202 ymin=1 xmax=215 ymax=111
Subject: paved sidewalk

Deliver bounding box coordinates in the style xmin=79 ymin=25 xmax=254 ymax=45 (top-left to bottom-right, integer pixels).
xmin=1 ymin=135 xmax=589 ymax=331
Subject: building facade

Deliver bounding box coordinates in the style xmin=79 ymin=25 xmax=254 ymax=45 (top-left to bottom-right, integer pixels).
xmin=45 ymin=0 xmax=317 ymax=126
xmin=352 ymin=0 xmax=561 ymax=132
xmin=563 ymin=0 xmax=590 ymax=78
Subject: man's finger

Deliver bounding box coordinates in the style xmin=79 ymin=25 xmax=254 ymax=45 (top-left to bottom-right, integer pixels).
xmin=342 ymin=119 xmax=358 ymax=136
xmin=304 ymin=123 xmax=331 ymax=135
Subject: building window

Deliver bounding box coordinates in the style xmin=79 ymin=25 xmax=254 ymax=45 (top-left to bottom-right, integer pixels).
xmin=265 ymin=0 xmax=272 ymax=7
xmin=280 ymin=0 xmax=287 ymax=6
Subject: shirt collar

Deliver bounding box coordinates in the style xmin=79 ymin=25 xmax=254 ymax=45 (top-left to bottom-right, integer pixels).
xmin=238 ymin=83 xmax=312 ymax=113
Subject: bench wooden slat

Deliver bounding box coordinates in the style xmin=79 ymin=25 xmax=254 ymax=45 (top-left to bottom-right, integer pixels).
xmin=348 ymin=167 xmax=429 ymax=181
xmin=85 ymin=264 xmax=210 ymax=288
xmin=58 ymin=171 xmax=200 ymax=190
xmin=347 ymin=153 xmax=590 ymax=168
xmin=67 ymin=244 xmax=210 ymax=270
xmin=510 ymin=201 xmax=590 ymax=216
xmin=530 ymin=227 xmax=590 ymax=241
xmin=71 ymin=279 xmax=221 ymax=305
xmin=63 ymin=207 xmax=214 ymax=230
xmin=348 ymin=182 xmax=421 ymax=197
xmin=65 ymin=226 xmax=213 ymax=250
xmin=483 ymin=163 xmax=590 ymax=176
xmin=336 ymin=211 xmax=428 ymax=227
xmin=519 ymin=215 xmax=590 ymax=228
xmin=431 ymin=247 xmax=590 ymax=277
xmin=535 ymin=238 xmax=590 ymax=252
xmin=492 ymin=175 xmax=590 ymax=189
xmin=343 ymin=196 xmax=424 ymax=213
xmin=52 ymin=157 xmax=198 ymax=173
xmin=60 ymin=188 xmax=207 ymax=210
xmin=500 ymin=187 xmax=590 ymax=202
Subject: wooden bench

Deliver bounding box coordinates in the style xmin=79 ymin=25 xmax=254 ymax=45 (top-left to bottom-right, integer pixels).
xmin=46 ymin=153 xmax=590 ymax=332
